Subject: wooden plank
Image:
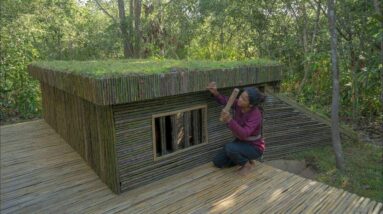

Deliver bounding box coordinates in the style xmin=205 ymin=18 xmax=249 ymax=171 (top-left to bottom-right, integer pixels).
xmin=127 ymin=164 xmax=274 ymax=214
xmin=357 ymin=198 xmax=371 ymax=213
xmin=366 ymin=200 xmax=378 ymax=214
xmin=1 ymin=144 xmax=75 ymax=168
xmin=83 ymin=164 xmax=220 ymax=213
xmin=1 ymin=120 xmax=381 ymax=213
xmin=183 ymin=111 xmax=191 ymax=148
xmin=343 ymin=196 xmax=367 ymax=213
xmin=159 ymin=167 xmax=276 ymax=214
xmin=330 ymin=191 xmax=358 ymax=213
xmin=371 ymin=202 xmax=383 ymax=214
xmin=263 ymin=180 xmax=322 ymax=213
xmin=281 ymin=183 xmax=328 ymax=213
xmin=183 ymin=167 xmax=288 ymax=214
xmin=1 ymin=153 xmax=80 ymax=181
xmin=170 ymin=113 xmax=182 ymax=151
xmin=290 ymin=185 xmax=331 ymax=213
xmin=302 ymin=186 xmax=339 ymax=213
xmin=201 ymin=106 xmax=208 ymax=144
xmin=120 ymin=169 xmax=236 ymax=213
xmin=324 ymin=190 xmax=349 ymax=212
xmin=192 ymin=109 xmax=201 ymax=145
xmin=2 ymin=167 xmax=94 ymax=211
xmin=159 ymin=117 xmax=167 ymax=156
xmin=1 ymin=134 xmax=66 ymax=156
xmin=311 ymin=188 xmax=344 ymax=212
xmin=3 ymin=177 xmax=101 ymax=214
xmin=44 ymin=187 xmax=114 ymax=213
xmin=226 ymin=172 xmax=303 ymax=214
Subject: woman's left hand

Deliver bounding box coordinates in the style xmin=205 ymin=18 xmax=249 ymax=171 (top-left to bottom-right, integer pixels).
xmin=220 ymin=110 xmax=232 ymax=123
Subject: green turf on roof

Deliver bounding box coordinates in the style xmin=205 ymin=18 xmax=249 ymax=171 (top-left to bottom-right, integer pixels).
xmin=32 ymin=59 xmax=279 ymax=77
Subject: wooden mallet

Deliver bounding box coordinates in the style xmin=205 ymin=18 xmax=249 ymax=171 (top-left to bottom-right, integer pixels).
xmin=220 ymin=88 xmax=240 ymax=122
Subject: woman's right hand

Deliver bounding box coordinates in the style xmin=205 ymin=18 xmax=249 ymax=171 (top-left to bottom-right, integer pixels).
xmin=207 ymin=81 xmax=219 ymax=96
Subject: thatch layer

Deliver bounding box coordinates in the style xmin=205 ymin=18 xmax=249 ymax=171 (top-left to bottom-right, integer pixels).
xmin=31 ymin=59 xmax=279 ymax=76
xmin=29 ymin=64 xmax=283 ymax=105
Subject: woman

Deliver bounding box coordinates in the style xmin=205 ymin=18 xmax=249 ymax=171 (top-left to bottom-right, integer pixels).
xmin=207 ymin=82 xmax=266 ymax=176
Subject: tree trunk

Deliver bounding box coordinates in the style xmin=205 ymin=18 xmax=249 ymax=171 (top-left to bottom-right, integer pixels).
xmin=134 ymin=0 xmax=142 ymax=58
xmin=349 ymin=44 xmax=359 ymax=129
xmin=118 ymin=0 xmax=132 ymax=58
xmin=94 ymin=0 xmax=117 ymax=23
xmin=310 ymin=0 xmax=321 ymax=49
xmin=328 ymin=0 xmax=345 ymax=170
xmin=373 ymin=0 xmax=383 ymax=105
xmin=129 ymin=0 xmax=135 ymax=56
xmin=298 ymin=3 xmax=309 ymax=94
xmin=341 ymin=0 xmax=359 ymax=129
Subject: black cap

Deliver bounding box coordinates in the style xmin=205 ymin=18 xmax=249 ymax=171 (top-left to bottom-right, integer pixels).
xmin=244 ymin=87 xmax=265 ymax=106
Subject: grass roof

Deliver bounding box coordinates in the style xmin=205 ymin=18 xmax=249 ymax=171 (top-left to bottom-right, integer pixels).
xmin=32 ymin=59 xmax=279 ymax=77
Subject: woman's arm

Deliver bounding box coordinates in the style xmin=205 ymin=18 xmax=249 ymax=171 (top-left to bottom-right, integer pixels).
xmin=207 ymin=82 xmax=238 ymax=107
xmin=227 ymin=110 xmax=261 ymax=140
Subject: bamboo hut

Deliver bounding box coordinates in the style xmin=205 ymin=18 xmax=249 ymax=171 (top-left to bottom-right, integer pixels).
xmin=28 ymin=59 xmax=332 ymax=194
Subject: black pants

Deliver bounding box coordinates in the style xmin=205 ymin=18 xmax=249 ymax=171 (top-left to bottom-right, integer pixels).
xmin=213 ymin=139 xmax=263 ymax=168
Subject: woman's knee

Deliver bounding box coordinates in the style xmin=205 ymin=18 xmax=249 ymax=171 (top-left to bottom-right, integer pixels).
xmin=212 ymin=158 xmax=225 ymax=168
xmin=212 ymin=154 xmax=228 ymax=168
xmin=212 ymin=150 xmax=228 ymax=168
xmin=224 ymin=142 xmax=239 ymax=154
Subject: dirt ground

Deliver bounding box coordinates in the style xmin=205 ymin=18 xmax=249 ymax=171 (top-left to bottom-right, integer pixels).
xmin=0 ymin=116 xmax=42 ymax=126
xmin=265 ymin=159 xmax=317 ymax=179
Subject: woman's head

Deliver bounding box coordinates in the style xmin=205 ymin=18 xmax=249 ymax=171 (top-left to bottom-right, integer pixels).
xmin=237 ymin=87 xmax=266 ymax=108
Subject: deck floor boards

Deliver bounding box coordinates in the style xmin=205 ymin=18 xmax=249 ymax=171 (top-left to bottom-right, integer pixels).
xmin=1 ymin=120 xmax=381 ymax=213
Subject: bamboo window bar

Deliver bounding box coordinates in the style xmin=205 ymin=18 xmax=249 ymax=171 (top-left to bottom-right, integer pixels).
xmin=152 ymin=105 xmax=208 ymax=160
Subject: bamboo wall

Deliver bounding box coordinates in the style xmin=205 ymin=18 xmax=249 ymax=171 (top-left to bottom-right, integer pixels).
xmin=39 ymin=80 xmax=334 ymax=193
xmin=113 ymin=91 xmax=230 ymax=192
xmin=113 ymin=87 xmax=333 ymax=192
xmin=33 ymin=63 xmax=337 ymax=194
xmin=29 ymin=65 xmax=283 ymax=105
xmin=40 ymin=82 xmax=120 ymax=193
xmin=262 ymin=96 xmax=333 ymax=159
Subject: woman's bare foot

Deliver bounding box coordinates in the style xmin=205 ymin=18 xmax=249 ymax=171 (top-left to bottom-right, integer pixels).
xmin=237 ymin=161 xmax=253 ymax=177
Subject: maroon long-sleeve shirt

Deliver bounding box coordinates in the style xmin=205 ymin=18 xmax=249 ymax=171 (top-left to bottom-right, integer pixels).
xmin=215 ymin=94 xmax=265 ymax=153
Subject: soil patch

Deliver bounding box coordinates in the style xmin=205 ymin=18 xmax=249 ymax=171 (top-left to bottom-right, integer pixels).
xmin=265 ymin=159 xmax=317 ymax=179
xmin=0 ymin=116 xmax=42 ymax=126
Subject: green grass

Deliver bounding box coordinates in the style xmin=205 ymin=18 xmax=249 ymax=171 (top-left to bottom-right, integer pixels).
xmin=31 ymin=58 xmax=278 ymax=77
xmin=287 ymin=140 xmax=383 ymax=202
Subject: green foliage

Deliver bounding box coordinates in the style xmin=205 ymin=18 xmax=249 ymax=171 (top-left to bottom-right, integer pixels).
xmin=288 ymin=140 xmax=383 ymax=202
xmin=33 ymin=58 xmax=277 ymax=76
xmin=1 ymin=0 xmax=381 ymax=126
xmin=1 ymin=0 xmax=42 ymax=120
xmin=0 ymin=0 xmax=119 ymax=121
xmin=278 ymin=0 xmax=382 ymax=125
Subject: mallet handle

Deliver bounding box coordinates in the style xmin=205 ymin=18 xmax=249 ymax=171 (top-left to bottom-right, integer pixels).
xmin=220 ymin=88 xmax=240 ymax=121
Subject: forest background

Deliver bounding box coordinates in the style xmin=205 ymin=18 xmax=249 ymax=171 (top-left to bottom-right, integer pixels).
xmin=1 ymin=0 xmax=382 ymax=139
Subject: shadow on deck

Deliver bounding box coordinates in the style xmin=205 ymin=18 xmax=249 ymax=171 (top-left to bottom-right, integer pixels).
xmin=1 ymin=120 xmax=382 ymax=213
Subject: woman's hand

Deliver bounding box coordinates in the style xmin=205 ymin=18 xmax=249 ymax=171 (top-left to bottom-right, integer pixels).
xmin=220 ymin=110 xmax=232 ymax=123
xmin=206 ymin=81 xmax=219 ymax=96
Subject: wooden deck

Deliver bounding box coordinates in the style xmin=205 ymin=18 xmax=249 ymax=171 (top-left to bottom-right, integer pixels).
xmin=1 ymin=120 xmax=382 ymax=213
